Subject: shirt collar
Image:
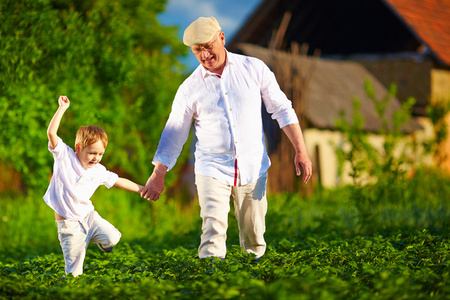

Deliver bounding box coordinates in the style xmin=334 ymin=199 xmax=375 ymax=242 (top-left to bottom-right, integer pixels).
xmin=201 ymin=49 xmax=233 ymax=78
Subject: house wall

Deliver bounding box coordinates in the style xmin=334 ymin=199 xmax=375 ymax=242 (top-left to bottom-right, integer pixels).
xmin=304 ymin=129 xmax=346 ymax=187
xmin=303 ymin=124 xmax=434 ymax=188
xmin=431 ymin=69 xmax=450 ymax=173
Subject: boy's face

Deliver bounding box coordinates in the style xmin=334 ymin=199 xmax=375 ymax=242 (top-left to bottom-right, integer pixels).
xmin=75 ymin=139 xmax=106 ymax=169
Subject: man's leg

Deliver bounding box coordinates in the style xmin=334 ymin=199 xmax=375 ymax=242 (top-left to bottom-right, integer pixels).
xmin=195 ymin=174 xmax=232 ymax=259
xmin=232 ymin=173 xmax=268 ymax=259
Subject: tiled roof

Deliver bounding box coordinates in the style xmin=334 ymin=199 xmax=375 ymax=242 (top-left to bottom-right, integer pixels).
xmin=238 ymin=43 xmax=422 ymax=132
xmin=384 ymin=0 xmax=450 ymax=66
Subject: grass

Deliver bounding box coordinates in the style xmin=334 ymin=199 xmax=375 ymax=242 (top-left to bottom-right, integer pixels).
xmin=0 ymin=169 xmax=449 ymax=299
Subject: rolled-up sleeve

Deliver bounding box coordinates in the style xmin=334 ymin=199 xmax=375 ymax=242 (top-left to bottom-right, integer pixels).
xmin=152 ymin=87 xmax=194 ymax=171
xmin=258 ymin=60 xmax=299 ymax=128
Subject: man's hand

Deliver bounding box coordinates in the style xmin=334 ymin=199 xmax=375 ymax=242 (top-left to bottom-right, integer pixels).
xmin=141 ymin=163 xmax=168 ymax=201
xmin=295 ymin=152 xmax=312 ymax=184
xmin=281 ymin=123 xmax=313 ymax=184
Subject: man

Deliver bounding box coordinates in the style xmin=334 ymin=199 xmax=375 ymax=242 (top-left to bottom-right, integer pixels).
xmin=141 ymin=17 xmax=312 ymax=260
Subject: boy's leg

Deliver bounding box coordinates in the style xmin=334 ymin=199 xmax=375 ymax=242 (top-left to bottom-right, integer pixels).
xmin=56 ymin=220 xmax=89 ymax=277
xmin=195 ymin=174 xmax=232 ymax=259
xmin=232 ymin=173 xmax=268 ymax=259
xmin=88 ymin=211 xmax=121 ymax=250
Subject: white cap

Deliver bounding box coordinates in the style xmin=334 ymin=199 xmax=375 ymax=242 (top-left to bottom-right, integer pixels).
xmin=183 ymin=17 xmax=222 ymax=46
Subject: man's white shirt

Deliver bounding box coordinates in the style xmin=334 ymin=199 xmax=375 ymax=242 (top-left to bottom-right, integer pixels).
xmin=153 ymin=51 xmax=299 ymax=186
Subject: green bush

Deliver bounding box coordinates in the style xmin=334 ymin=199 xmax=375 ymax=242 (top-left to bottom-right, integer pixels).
xmin=0 ymin=0 xmax=188 ymax=195
xmin=334 ymin=79 xmax=449 ymax=231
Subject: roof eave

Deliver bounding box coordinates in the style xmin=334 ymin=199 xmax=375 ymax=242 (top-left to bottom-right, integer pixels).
xmin=381 ymin=0 xmax=448 ymax=67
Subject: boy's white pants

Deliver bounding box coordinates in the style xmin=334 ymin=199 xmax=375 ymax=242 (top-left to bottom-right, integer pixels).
xmin=56 ymin=210 xmax=121 ymax=277
xmin=195 ymin=173 xmax=268 ymax=260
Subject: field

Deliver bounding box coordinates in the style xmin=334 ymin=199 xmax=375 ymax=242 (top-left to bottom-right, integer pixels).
xmin=0 ymin=169 xmax=449 ymax=299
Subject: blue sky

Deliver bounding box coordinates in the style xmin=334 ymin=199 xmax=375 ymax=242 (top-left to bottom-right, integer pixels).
xmin=158 ymin=0 xmax=262 ymax=70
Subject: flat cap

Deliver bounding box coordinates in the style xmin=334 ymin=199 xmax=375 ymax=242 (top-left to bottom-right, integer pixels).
xmin=183 ymin=17 xmax=221 ymax=46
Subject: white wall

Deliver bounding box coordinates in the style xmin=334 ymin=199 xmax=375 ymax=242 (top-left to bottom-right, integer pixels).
xmin=303 ymin=118 xmax=435 ymax=188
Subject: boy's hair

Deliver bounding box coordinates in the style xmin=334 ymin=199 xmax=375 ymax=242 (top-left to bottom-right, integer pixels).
xmin=75 ymin=125 xmax=108 ymax=149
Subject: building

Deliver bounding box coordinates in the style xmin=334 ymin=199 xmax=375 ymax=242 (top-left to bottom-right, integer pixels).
xmin=228 ymin=0 xmax=450 ymax=192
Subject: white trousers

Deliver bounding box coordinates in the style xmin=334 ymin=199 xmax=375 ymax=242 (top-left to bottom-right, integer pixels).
xmin=56 ymin=210 xmax=121 ymax=277
xmin=195 ymin=173 xmax=268 ymax=259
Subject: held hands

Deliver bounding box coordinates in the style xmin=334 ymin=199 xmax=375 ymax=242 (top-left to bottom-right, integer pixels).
xmin=141 ymin=163 xmax=168 ymax=201
xmin=141 ymin=171 xmax=165 ymax=202
xmin=58 ymin=95 xmax=70 ymax=109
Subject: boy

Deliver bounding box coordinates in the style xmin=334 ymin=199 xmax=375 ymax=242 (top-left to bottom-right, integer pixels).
xmin=43 ymin=95 xmax=144 ymax=277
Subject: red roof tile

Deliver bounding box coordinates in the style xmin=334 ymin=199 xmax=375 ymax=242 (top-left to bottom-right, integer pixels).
xmin=385 ymin=0 xmax=450 ymax=66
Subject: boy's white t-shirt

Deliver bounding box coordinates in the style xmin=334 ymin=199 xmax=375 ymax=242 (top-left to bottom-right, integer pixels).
xmin=43 ymin=137 xmax=118 ymax=221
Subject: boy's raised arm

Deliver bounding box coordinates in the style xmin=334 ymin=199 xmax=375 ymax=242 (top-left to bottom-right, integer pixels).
xmin=47 ymin=96 xmax=70 ymax=149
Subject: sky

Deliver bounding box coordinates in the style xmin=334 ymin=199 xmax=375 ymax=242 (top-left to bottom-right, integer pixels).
xmin=158 ymin=0 xmax=262 ymax=70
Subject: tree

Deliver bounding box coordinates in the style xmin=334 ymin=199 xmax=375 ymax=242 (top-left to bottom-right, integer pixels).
xmin=0 ymin=0 xmax=188 ymax=194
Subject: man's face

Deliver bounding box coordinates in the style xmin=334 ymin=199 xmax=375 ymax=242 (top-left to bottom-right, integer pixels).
xmin=191 ymin=32 xmax=226 ymax=73
xmin=76 ymin=139 xmax=105 ymax=169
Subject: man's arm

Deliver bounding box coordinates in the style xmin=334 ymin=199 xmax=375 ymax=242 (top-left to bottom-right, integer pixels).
xmin=256 ymin=60 xmax=311 ymax=183
xmin=141 ymin=87 xmax=193 ymax=202
xmin=141 ymin=162 xmax=168 ymax=201
xmin=114 ymin=178 xmax=144 ymax=194
xmin=282 ymin=123 xmax=312 ymax=184
xmin=47 ymin=96 xmax=70 ymax=149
